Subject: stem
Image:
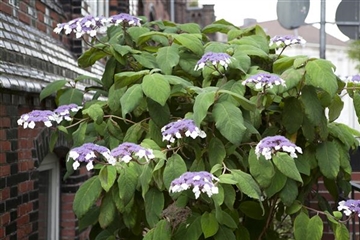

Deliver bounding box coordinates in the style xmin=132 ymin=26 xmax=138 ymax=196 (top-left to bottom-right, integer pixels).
xmin=65 ymin=118 xmax=87 ymax=129
xmin=258 ymin=198 xmax=277 ymax=240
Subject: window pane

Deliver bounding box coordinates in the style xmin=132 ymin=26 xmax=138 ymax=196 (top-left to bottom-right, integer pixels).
xmin=38 ymin=170 xmax=51 ymax=240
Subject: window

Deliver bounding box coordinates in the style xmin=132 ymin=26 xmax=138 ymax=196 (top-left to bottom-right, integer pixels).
xmin=38 ymin=153 xmax=60 ymax=240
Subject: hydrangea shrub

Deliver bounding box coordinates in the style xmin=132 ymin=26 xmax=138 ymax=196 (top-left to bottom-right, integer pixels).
xmin=21 ymin=14 xmax=360 ymax=240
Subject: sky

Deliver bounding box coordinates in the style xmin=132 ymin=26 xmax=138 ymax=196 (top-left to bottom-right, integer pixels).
xmin=199 ymin=0 xmax=349 ymax=41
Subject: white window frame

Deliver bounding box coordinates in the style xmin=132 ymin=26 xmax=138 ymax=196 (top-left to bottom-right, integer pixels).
xmin=38 ymin=153 xmax=60 ymax=240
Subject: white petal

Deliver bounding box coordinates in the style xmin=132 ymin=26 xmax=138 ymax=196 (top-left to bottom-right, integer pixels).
xmin=73 ymin=161 xmax=80 ymax=170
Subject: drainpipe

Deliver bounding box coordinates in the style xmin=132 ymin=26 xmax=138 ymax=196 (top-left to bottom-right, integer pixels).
xmin=170 ymin=0 xmax=175 ymax=22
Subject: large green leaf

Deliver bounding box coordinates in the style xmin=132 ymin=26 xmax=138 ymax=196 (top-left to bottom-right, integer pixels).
xmin=231 ymin=170 xmax=261 ymax=199
xmin=73 ymin=176 xmax=103 ymax=218
xmin=232 ymin=45 xmax=268 ymax=59
xmin=201 ymin=212 xmax=219 ymax=238
xmin=163 ymin=154 xmax=187 ymax=189
xmin=134 ymin=52 xmax=157 ymax=69
xmin=193 ymin=91 xmax=216 ymax=126
xmin=272 ymin=152 xmax=303 ymax=183
xmin=82 ymin=104 xmax=104 ymax=124
xmin=98 ymin=193 xmax=116 ymax=229
xmin=78 ymin=45 xmax=108 ymax=68
xmin=123 ymin=123 xmax=144 ymax=143
xmin=300 ymin=85 xmax=324 ymax=125
xmin=264 ymin=168 xmax=287 ymax=198
xmin=282 ymin=97 xmax=303 ymax=134
xmin=212 ymin=102 xmax=246 ymax=145
xmin=72 ymin=122 xmax=87 ymax=147
xmin=145 ymin=188 xmax=164 ymax=228
xmin=208 ymin=137 xmax=226 ymax=166
xmin=305 ymin=59 xmax=337 ymax=97
xmin=156 ymin=45 xmax=180 ymax=74
xmin=217 ymin=89 xmax=255 ymax=111
xmin=248 ymin=149 xmax=275 ymax=188
xmin=117 ymin=163 xmax=139 ymax=206
xmin=142 ymin=73 xmax=171 ymax=106
xmin=273 ymin=56 xmax=296 ymax=74
xmin=114 ymin=70 xmax=149 ymax=89
xmin=99 ymin=165 xmax=117 ymax=192
xmin=279 ymin=179 xmax=298 ymax=206
xmin=152 ymin=220 xmax=172 ymax=240
xmin=58 ymin=88 xmax=84 ymax=106
xmin=101 ymin=56 xmax=116 ymax=90
xmin=328 ymin=94 xmax=344 ymax=122
xmin=353 ymin=93 xmax=360 ymax=124
xmin=316 ymin=141 xmax=340 ymax=179
xmin=278 ymin=67 xmax=305 ymax=93
xmin=306 ymin=215 xmax=323 ymax=240
xmin=120 ymin=84 xmax=143 ymax=117
xmin=239 ymin=201 xmax=265 ymax=220
xmin=214 ymin=226 xmax=236 ymax=240
xmin=173 ymin=33 xmax=204 ymax=55
xmin=108 ymin=85 xmax=125 ymax=112
xmin=40 ymin=79 xmax=68 ymax=101
xmin=294 ymin=212 xmax=309 ymax=240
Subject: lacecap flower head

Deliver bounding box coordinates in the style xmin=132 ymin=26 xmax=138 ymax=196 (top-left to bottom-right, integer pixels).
xmin=194 ymin=52 xmax=232 ymax=71
xmin=161 ymin=119 xmax=206 ymax=146
xmin=53 ymin=104 xmax=82 ymax=123
xmin=17 ymin=110 xmax=57 ymax=129
xmin=108 ymin=13 xmax=141 ymax=27
xmin=110 ymin=142 xmax=155 ymax=163
xmin=338 ymin=199 xmax=360 ymax=217
xmin=169 ymin=171 xmax=219 ymax=199
xmin=346 ymin=74 xmax=360 ymax=83
xmin=255 ymin=135 xmax=302 ymax=160
xmin=242 ymin=73 xmax=286 ymax=90
xmin=68 ymin=143 xmax=114 ymax=171
xmin=270 ymin=35 xmax=306 ymax=47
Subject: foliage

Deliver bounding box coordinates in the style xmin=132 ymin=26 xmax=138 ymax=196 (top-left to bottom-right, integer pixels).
xmin=347 ymin=40 xmax=360 ymax=71
xmin=37 ymin=17 xmax=360 ymax=239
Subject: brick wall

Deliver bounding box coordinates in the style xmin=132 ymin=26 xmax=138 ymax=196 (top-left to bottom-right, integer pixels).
xmin=0 ymin=90 xmax=90 ymax=239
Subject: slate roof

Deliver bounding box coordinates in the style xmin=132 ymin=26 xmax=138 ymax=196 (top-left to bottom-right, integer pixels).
xmin=0 ymin=12 xmax=104 ymax=93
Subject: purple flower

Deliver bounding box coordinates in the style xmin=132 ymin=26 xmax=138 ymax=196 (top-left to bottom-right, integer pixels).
xmin=338 ymin=199 xmax=360 ymax=217
xmin=110 ymin=142 xmax=155 ymax=163
xmin=53 ymin=104 xmax=82 ymax=123
xmin=346 ymin=74 xmax=360 ymax=83
xmin=255 ymin=135 xmax=302 ymax=160
xmin=161 ymin=119 xmax=206 ymax=147
xmin=68 ymin=143 xmax=113 ymax=171
xmin=169 ymin=171 xmax=219 ymax=199
xmin=270 ymin=35 xmax=306 ymax=47
xmin=194 ymin=52 xmax=232 ymax=71
xmin=242 ymin=73 xmax=286 ymax=90
xmin=54 ymin=15 xmax=109 ymax=38
xmin=108 ymin=13 xmax=141 ymax=27
xmin=17 ymin=110 xmax=57 ymax=129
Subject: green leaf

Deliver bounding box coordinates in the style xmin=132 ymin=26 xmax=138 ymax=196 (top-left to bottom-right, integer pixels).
xmin=212 ymin=102 xmax=246 ymax=145
xmin=272 ymin=152 xmax=303 ymax=183
xmin=58 ymin=88 xmax=84 ymax=106
xmin=101 ymin=56 xmax=116 ymax=90
xmin=316 ymin=141 xmax=340 ymax=179
xmin=108 ymin=85 xmax=125 ymax=112
xmin=173 ymin=34 xmax=204 ymax=55
xmin=295 ymin=154 xmax=311 ymax=176
xmin=209 ymin=137 xmax=226 ymax=166
xmin=82 ymin=104 xmax=104 ymax=124
xmin=49 ymin=131 xmax=58 ymax=153
xmin=215 ymin=208 xmax=237 ymax=229
xmin=273 ymin=56 xmax=296 ymax=74
xmin=306 ymin=215 xmax=323 ymax=240
xmin=217 ymin=89 xmax=255 ymax=111
xmin=117 ymin=163 xmax=139 ymax=206
xmin=98 ymin=193 xmax=116 ymax=229
xmin=231 ymin=170 xmax=261 ymax=199
xmin=40 ymin=80 xmax=68 ymax=101
xmin=279 ymin=179 xmax=298 ymax=206
xmin=123 ymin=123 xmax=144 ymax=143
xmin=72 ymin=122 xmax=87 ymax=147
xmin=78 ymin=205 xmax=100 ymax=231
xmin=214 ymin=226 xmax=236 ymax=240
xmin=328 ymin=94 xmax=344 ymax=122
xmin=78 ymin=45 xmax=108 ymax=68
xmin=353 ymin=93 xmax=360 ymax=124
xmin=239 ymin=201 xmax=265 ymax=220
xmin=193 ymin=91 xmax=216 ymax=126
xmin=264 ymin=168 xmax=287 ymax=198
xmin=120 ymin=84 xmax=143 ymax=117
xmin=142 ymin=73 xmax=171 ymax=106
xmin=156 ymin=45 xmax=180 ymax=74
xmin=179 ymin=23 xmax=201 ymax=33
xmin=305 ymin=59 xmax=337 ymax=97
xmin=223 ymin=184 xmax=236 ymax=210
xmin=140 ymin=164 xmax=153 ymax=197
xmin=147 ymin=98 xmax=170 ymax=128
xmin=201 ymin=212 xmax=219 ymax=238
xmin=114 ymin=70 xmax=149 ymax=89
xmin=335 ymin=223 xmax=350 ymax=240
xmin=145 ymin=188 xmax=164 ymax=228
xmin=229 ymin=52 xmax=251 ymax=73
xmin=73 ymin=176 xmax=103 ymax=218
xmin=153 ymin=220 xmax=172 ymax=240
xmin=163 ymin=154 xmax=187 ymax=189
xmin=99 ymin=165 xmax=117 ymax=192
xmin=300 ymin=85 xmax=324 ymax=125
xmin=279 ymin=67 xmax=305 ymax=93
xmin=232 ymin=45 xmax=268 ymax=59
xmin=184 ymin=215 xmax=203 ymax=240
xmin=282 ymin=97 xmax=303 ymax=134
xmin=294 ymin=212 xmax=309 ymax=240
xmin=248 ymin=149 xmax=275 ymax=188
xmin=127 ymin=26 xmax=151 ymax=43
